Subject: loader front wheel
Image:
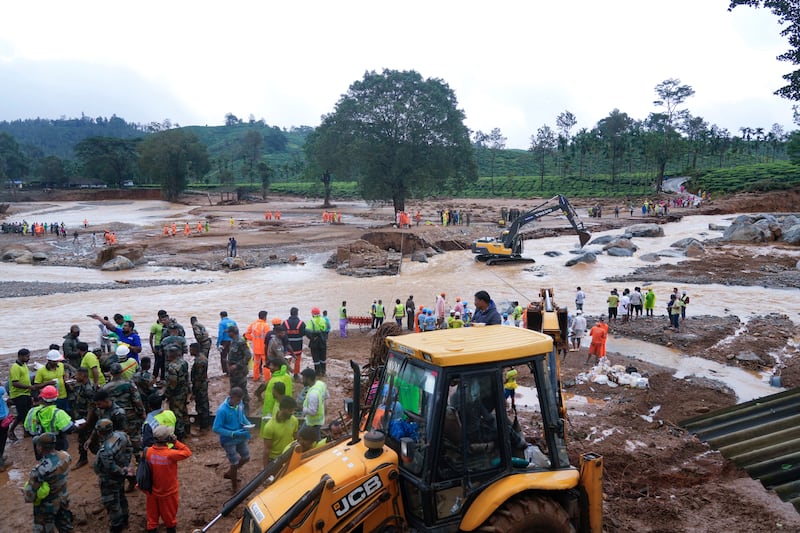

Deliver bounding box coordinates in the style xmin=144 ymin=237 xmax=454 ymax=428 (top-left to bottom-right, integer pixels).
xmin=474 ymin=495 xmax=572 ymax=533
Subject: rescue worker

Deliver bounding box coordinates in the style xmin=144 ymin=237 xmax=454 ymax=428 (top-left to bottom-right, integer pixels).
xmin=190 ymin=316 xmax=212 ymax=358
xmin=374 ymin=299 xmax=385 ymax=327
xmin=93 ymin=418 xmax=132 ymax=533
xmin=300 ymin=368 xmax=328 ymax=442
xmin=339 ymin=301 xmax=348 ymax=338
xmin=306 ymin=307 xmax=328 ymax=377
xmin=24 ymin=385 xmax=74 ymax=459
xmin=212 ymin=387 xmax=251 ymax=492
xmin=283 ymin=307 xmax=306 ymax=381
xmin=114 ymin=345 xmax=138 ymax=380
xmin=61 ymin=325 xmax=81 ymax=370
xmin=259 ymin=357 xmax=294 ymax=422
xmin=34 ymin=350 xmax=70 ymax=412
xmin=244 ymin=310 xmax=270 ymax=382
xmin=141 ymin=394 xmax=176 ymax=448
xmin=9 ymin=348 xmax=34 ymax=442
xmin=102 ymin=362 xmax=146 ymax=462
xmin=25 ymin=432 xmax=73 ymax=532
xmin=69 ymin=368 xmax=95 ymax=469
xmin=131 ymin=356 xmax=155 ymax=399
xmin=393 ymin=299 xmax=405 ymax=327
xmin=226 ymin=325 xmax=252 ymax=415
xmin=149 ymin=310 xmax=168 ymax=382
xmin=261 ymin=397 xmax=298 ymax=467
xmin=77 ymin=342 xmax=105 ymax=388
xmin=405 ymin=295 xmax=415 ymax=331
xmin=85 ymin=389 xmax=128 ymax=453
xmin=217 ymin=311 xmax=237 ymax=375
xmin=160 ymin=320 xmax=187 ymax=357
xmin=190 ymin=342 xmax=211 ymax=431
xmin=144 ymin=425 xmax=192 ymax=533
xmin=164 ymin=345 xmax=190 ymax=439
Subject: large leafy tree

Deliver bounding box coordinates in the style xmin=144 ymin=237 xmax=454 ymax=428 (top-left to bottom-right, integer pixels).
xmin=597 ymin=109 xmax=633 ymax=186
xmin=652 ymin=78 xmax=695 ymax=191
xmin=729 ymin=1 xmax=800 ymax=101
xmin=311 ymin=69 xmax=477 ymax=213
xmin=139 ymin=129 xmax=210 ymax=202
xmin=39 ymin=155 xmax=68 ymax=187
xmin=74 ymin=137 xmax=139 ymax=187
xmin=240 ymin=130 xmax=263 ymax=184
xmin=487 ymin=127 xmax=506 ymax=195
xmin=0 ymin=132 xmax=29 ymax=184
xmin=529 ymin=125 xmax=556 ymax=190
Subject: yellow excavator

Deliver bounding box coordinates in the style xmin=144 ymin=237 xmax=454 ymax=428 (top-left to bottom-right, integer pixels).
xmin=196 ymin=326 xmax=603 ymax=533
xmin=471 ymin=195 xmax=591 ymax=265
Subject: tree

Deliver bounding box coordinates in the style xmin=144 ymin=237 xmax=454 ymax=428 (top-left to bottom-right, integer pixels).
xmin=487 ymin=127 xmax=506 ymax=194
xmin=74 ymin=137 xmax=139 ymax=188
xmin=787 ymin=131 xmax=800 ymax=164
xmin=225 ymin=113 xmax=240 ymax=126
xmin=321 ymin=169 xmax=333 ymax=207
xmin=472 ymin=130 xmax=488 ymax=178
xmin=39 ymin=155 xmax=67 ymax=187
xmin=652 ymin=78 xmax=695 ymax=191
xmin=138 ymin=129 xmax=210 ymax=202
xmin=240 ymin=130 xmax=263 ymax=184
xmin=556 ymin=111 xmax=577 ymax=177
xmin=0 ymin=132 xmax=29 ymax=185
xmin=529 ymin=125 xmax=556 ymax=190
xmin=257 ymin=161 xmax=272 ymax=199
xmin=597 ymin=109 xmax=633 ymax=186
xmin=681 ymin=114 xmax=709 ymax=169
xmin=729 ymin=1 xmax=800 ymax=101
xmin=311 ymin=69 xmax=476 ymax=213
xmin=643 ymin=113 xmax=684 ymax=190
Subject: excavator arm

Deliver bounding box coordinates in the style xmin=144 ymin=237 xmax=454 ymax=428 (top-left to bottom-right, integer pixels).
xmin=502 ymin=195 xmax=591 ymax=249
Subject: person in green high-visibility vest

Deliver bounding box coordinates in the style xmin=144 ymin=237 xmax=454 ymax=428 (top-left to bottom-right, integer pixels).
xmin=393 ymin=299 xmax=405 ymax=327
xmin=374 ymin=300 xmax=385 ymax=328
xmin=338 ymin=301 xmax=347 ymax=338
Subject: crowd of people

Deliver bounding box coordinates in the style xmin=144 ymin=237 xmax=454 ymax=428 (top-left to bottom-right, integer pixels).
xmin=0 ymin=220 xmax=68 ymax=237
xmin=0 ymin=303 xmax=351 ymax=532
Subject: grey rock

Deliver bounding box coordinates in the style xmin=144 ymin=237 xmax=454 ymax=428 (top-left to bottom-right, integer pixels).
xmin=623 ymin=224 xmax=664 ymax=238
xmin=565 ymin=252 xmax=597 ymax=266
xmin=411 ymin=251 xmax=428 ymax=263
xmin=734 ymin=351 xmax=764 ymax=364
xmin=722 ymin=223 xmax=770 ymax=243
xmin=31 ymin=252 xmax=48 ymax=262
xmin=543 ymin=251 xmax=561 ymax=257
xmin=588 ymin=235 xmax=619 ymax=245
xmin=14 ymin=252 xmax=34 ymax=264
xmin=602 ymin=237 xmax=637 ymax=251
xmin=685 ymin=242 xmax=706 ymax=257
xmin=639 ymin=253 xmax=661 ymax=262
xmin=2 ymin=248 xmax=30 ymax=261
xmin=671 ymin=237 xmax=703 ymax=249
xmin=606 ymin=247 xmax=634 ymax=257
xmin=101 ymin=256 xmax=135 ymax=271
xmin=708 ymin=223 xmax=728 ymax=231
xmin=781 ymin=224 xmax=800 ymax=245
xmin=655 ymin=249 xmax=686 ymax=258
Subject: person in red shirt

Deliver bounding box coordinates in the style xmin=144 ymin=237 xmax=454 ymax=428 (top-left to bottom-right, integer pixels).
xmin=144 ymin=425 xmax=192 ymax=533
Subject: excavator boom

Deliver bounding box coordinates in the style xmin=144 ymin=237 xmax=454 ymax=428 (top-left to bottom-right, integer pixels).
xmin=472 ymin=195 xmax=590 ymax=265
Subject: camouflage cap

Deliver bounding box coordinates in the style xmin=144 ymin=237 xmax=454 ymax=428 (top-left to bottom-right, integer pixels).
xmin=33 ymin=432 xmax=57 ymax=447
xmin=109 ymin=362 xmax=124 ymax=375
xmin=95 ymin=418 xmax=114 ymax=433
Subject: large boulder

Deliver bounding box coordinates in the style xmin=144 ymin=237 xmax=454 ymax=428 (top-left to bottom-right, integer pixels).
xmin=588 ymin=235 xmax=618 ymax=246
xmin=606 ymin=247 xmax=634 ymax=257
xmin=671 ymin=237 xmax=703 ymax=249
xmin=685 ymin=242 xmax=706 ymax=257
xmin=221 ymin=256 xmax=247 ymax=269
xmin=2 ymin=248 xmax=30 ymax=261
xmin=101 ymin=256 xmax=135 ymax=271
xmin=14 ymin=252 xmax=34 ymax=264
xmin=781 ymin=224 xmax=800 ymax=245
xmin=410 ymin=251 xmax=428 ymax=263
xmin=602 ymin=237 xmax=637 ymax=251
xmin=565 ymin=252 xmax=597 ymax=266
xmin=722 ymin=222 xmax=770 ymax=242
xmin=31 ymin=252 xmax=48 ymax=262
xmin=623 ymin=224 xmax=664 ymax=238
xmin=708 ymin=223 xmax=728 ymax=231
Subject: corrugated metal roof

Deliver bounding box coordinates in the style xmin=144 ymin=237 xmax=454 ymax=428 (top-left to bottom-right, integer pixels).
xmin=680 ymin=387 xmax=800 ymax=514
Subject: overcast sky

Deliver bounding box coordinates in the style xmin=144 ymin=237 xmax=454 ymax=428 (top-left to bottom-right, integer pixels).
xmin=0 ymin=0 xmax=795 ymax=149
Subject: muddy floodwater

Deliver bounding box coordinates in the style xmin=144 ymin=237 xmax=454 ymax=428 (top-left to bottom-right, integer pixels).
xmin=1 ymin=202 xmax=798 ymax=399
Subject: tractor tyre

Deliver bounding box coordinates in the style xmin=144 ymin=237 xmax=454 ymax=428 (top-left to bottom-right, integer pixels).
xmin=474 ymin=494 xmax=572 ymax=533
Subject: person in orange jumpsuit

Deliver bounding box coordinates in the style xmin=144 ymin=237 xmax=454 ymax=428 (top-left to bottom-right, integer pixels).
xmin=586 ymin=316 xmax=608 ymax=366
xmin=196 ymin=222 xmax=202 ymax=233
xmin=144 ymin=425 xmax=192 ymax=533
xmin=274 ymin=211 xmax=281 ymax=220
xmin=163 ymin=225 xmax=169 ymax=237
xmin=184 ymin=223 xmax=190 ymax=236
xmin=244 ymin=311 xmax=271 ymax=382
xmin=171 ymin=223 xmax=177 ymax=236
xmin=413 ymin=305 xmax=424 ymax=333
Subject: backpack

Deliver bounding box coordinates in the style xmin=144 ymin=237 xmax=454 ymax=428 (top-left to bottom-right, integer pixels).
xmin=136 ymin=447 xmax=153 ymax=493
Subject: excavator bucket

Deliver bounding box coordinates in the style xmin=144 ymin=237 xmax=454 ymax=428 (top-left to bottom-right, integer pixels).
xmin=578 ymin=230 xmax=591 ymax=248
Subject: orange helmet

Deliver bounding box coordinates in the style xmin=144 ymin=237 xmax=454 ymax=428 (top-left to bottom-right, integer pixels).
xmin=311 ymin=307 xmax=321 ymax=315
xmin=40 ymin=385 xmax=58 ymax=401
xmin=271 ymin=317 xmax=282 ymax=325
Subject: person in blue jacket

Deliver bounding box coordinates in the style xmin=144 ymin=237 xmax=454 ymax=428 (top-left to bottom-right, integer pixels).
xmin=471 ymin=290 xmax=502 ymax=325
xmin=212 ymin=387 xmax=251 ymax=484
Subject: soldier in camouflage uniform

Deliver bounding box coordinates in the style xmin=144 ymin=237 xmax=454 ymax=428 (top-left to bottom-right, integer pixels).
xmin=189 ymin=342 xmax=210 ymax=430
xmin=190 ymin=316 xmax=212 ymax=358
xmin=25 ymin=432 xmax=74 ymax=532
xmin=165 ymin=344 xmax=190 ymax=439
xmin=93 ymin=419 xmax=132 ymax=533
xmin=85 ymin=389 xmax=127 ymax=456
xmin=68 ymin=368 xmax=95 ymax=469
xmin=226 ymin=325 xmax=252 ymax=415
xmin=131 ymin=356 xmax=155 ymax=398
xmin=160 ymin=320 xmax=188 ymax=357
xmin=102 ymin=363 xmax=145 ymax=457
xmin=61 ymin=325 xmax=81 ymax=370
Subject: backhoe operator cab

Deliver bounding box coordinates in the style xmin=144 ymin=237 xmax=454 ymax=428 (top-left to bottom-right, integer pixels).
xmin=370 ymin=326 xmax=601 ymax=532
